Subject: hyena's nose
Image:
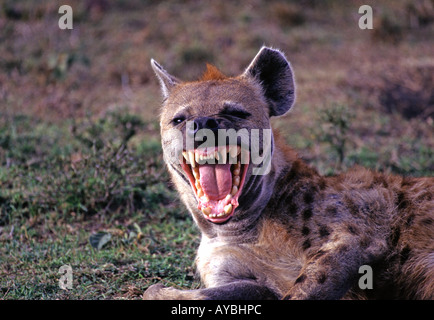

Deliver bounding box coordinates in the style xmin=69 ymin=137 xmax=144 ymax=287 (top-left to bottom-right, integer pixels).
xmin=188 ymin=117 xmax=219 ymax=137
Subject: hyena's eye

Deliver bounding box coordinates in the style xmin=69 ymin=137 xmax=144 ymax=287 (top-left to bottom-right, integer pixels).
xmin=220 ymin=104 xmax=251 ymax=120
xmin=172 ymin=115 xmax=186 ymax=125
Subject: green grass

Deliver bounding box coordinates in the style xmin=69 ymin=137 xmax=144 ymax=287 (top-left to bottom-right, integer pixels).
xmin=0 ymin=110 xmax=200 ymax=299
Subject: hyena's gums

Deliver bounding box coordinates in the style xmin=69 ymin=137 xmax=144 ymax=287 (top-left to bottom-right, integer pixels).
xmin=143 ymin=46 xmax=434 ymax=300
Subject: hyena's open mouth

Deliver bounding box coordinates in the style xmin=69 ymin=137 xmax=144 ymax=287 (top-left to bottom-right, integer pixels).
xmin=180 ymin=145 xmax=249 ymax=223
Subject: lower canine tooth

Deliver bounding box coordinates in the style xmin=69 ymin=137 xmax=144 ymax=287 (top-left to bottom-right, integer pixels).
xmin=202 ymin=207 xmax=211 ymax=216
xmin=224 ymin=204 xmax=233 ymax=214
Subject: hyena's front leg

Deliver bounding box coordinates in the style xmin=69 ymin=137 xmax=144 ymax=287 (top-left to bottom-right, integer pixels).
xmin=143 ymin=281 xmax=278 ymax=300
xmin=284 ymin=240 xmax=375 ymax=300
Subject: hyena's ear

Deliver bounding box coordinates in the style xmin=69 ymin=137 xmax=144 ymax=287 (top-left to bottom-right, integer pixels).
xmin=150 ymin=59 xmax=180 ymax=99
xmin=243 ymin=47 xmax=296 ymax=117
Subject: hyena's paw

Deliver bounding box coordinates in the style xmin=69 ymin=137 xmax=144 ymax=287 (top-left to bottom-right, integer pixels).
xmin=143 ymin=283 xmax=169 ymax=300
xmin=143 ymin=283 xmax=188 ymax=300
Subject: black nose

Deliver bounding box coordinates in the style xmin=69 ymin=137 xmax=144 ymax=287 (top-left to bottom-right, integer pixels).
xmin=187 ymin=117 xmax=219 ymax=137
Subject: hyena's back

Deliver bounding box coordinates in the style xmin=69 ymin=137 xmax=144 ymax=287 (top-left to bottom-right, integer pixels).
xmin=329 ymin=169 xmax=434 ymax=299
xmin=389 ymin=175 xmax=434 ymax=299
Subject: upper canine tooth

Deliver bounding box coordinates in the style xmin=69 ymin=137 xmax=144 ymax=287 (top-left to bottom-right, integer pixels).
xmin=188 ymin=151 xmax=196 ymax=168
xmin=182 ymin=151 xmax=188 ymax=161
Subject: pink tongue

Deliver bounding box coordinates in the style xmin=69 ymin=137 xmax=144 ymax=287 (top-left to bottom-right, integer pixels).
xmin=199 ymin=163 xmax=232 ymax=200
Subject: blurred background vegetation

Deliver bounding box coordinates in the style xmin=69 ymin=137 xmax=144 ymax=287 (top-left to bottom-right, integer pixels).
xmin=0 ymin=0 xmax=433 ymax=299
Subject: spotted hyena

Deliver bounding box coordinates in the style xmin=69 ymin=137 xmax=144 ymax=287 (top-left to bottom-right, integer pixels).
xmin=143 ymin=46 xmax=434 ymax=300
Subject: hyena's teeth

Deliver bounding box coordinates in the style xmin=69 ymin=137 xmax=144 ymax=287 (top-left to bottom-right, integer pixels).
xmin=188 ymin=151 xmax=196 ymax=168
xmin=229 ymin=145 xmax=238 ymax=158
xmin=182 ymin=151 xmax=188 ymax=161
xmin=219 ymin=148 xmax=227 ymax=164
xmin=231 ymin=185 xmax=238 ymax=196
xmin=197 ymin=189 xmax=204 ymax=197
xmin=225 ymin=194 xmax=232 ymax=201
xmin=224 ymin=204 xmax=232 ymax=214
xmin=197 ymin=153 xmax=202 ymax=163
xmin=233 ymin=176 xmax=240 ymax=187
xmin=202 ymin=207 xmax=211 ymax=216
xmin=215 ymin=151 xmax=220 ymax=161
xmin=232 ymin=161 xmax=241 ymax=176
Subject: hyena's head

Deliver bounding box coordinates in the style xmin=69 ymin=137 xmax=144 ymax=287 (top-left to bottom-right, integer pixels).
xmin=151 ymin=47 xmax=295 ymax=224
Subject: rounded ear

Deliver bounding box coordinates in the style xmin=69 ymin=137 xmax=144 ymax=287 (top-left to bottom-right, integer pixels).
xmin=150 ymin=59 xmax=180 ymax=99
xmin=243 ymin=47 xmax=296 ymax=117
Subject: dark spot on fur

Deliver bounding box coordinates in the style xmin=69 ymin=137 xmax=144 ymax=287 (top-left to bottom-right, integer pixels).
xmin=360 ymin=236 xmax=370 ymax=248
xmin=400 ymin=246 xmax=411 ymax=264
xmin=390 ymin=227 xmax=401 ymax=246
xmin=317 ymin=272 xmax=327 ymax=284
xmin=372 ymin=175 xmax=389 ymax=188
xmin=318 ymin=225 xmax=330 ymax=238
xmin=421 ymin=218 xmax=433 ymax=225
xmin=301 ymin=226 xmax=310 ymax=236
xmin=295 ymin=274 xmax=306 ymax=284
xmin=325 ymin=206 xmax=337 ymax=216
xmin=344 ymin=195 xmax=360 ymax=216
xmin=303 ymin=188 xmax=315 ymax=205
xmin=287 ymin=160 xmax=302 ymax=181
xmin=288 ymin=202 xmax=298 ymax=216
xmin=319 ymin=254 xmax=333 ymax=265
xmin=401 ymin=177 xmax=415 ymax=187
xmin=318 ymin=178 xmax=327 ymax=190
xmin=338 ymin=244 xmax=349 ymax=254
xmin=406 ymin=214 xmax=414 ymax=227
xmin=347 ymin=224 xmax=358 ymax=235
xmin=302 ymin=239 xmax=311 ymax=250
xmin=302 ymin=208 xmax=313 ymax=221
xmin=397 ymin=191 xmax=409 ymax=210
